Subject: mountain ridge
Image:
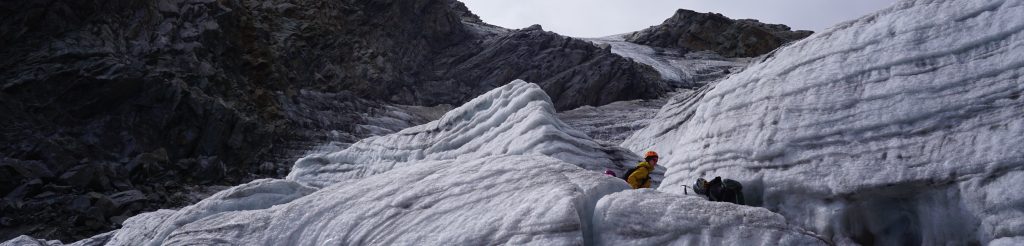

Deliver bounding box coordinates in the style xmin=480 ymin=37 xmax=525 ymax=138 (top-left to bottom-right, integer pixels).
xmin=625 ymin=8 xmax=814 ymax=58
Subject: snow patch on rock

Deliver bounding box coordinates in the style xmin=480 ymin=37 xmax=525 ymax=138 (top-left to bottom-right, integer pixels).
xmin=587 ymin=35 xmax=750 ymax=87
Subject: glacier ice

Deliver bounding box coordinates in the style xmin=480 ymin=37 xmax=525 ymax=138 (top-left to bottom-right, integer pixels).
xmin=108 ymin=179 xmax=316 ymax=245
xmin=25 ymin=155 xmax=629 ymax=246
xmin=623 ymin=0 xmax=1024 ymax=244
xmin=593 ymin=189 xmax=827 ymax=245
xmin=288 ymin=80 xmax=644 ymax=188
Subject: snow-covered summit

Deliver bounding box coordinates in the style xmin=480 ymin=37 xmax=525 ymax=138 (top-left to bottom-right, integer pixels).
xmin=624 ymin=0 xmax=1024 ymax=244
xmin=289 ymin=80 xmax=640 ymax=188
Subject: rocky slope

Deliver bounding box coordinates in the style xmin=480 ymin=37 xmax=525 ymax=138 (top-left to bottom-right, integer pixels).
xmin=0 ymin=0 xmax=664 ymax=241
xmin=428 ymin=24 xmax=666 ymax=110
xmin=625 ymin=9 xmax=813 ymax=58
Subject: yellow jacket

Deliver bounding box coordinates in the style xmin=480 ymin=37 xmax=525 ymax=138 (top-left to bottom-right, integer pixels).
xmin=627 ymin=161 xmax=653 ymax=189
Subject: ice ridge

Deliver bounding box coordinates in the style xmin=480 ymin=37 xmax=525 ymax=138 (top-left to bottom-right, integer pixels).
xmin=288 ymin=80 xmax=638 ymax=188
xmin=623 ymin=0 xmax=1024 ymax=244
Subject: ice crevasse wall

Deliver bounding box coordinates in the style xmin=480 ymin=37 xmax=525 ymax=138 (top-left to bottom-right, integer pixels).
xmin=5 ymin=80 xmax=823 ymax=245
xmin=623 ymin=0 xmax=1024 ymax=245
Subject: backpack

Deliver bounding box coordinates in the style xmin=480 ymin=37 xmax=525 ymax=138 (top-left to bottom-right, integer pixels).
xmin=620 ymin=167 xmax=639 ymax=181
xmin=693 ymin=176 xmax=745 ymax=205
xmin=620 ymin=165 xmax=650 ymax=186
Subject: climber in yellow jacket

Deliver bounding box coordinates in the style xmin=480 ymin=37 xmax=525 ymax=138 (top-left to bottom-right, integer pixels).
xmin=627 ymin=151 xmax=658 ymax=189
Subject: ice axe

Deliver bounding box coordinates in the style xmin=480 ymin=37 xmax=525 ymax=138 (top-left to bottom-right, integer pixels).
xmin=679 ymin=184 xmax=690 ymax=195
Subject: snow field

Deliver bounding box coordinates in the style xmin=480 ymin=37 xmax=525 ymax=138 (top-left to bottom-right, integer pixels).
xmin=623 ymin=0 xmax=1024 ymax=244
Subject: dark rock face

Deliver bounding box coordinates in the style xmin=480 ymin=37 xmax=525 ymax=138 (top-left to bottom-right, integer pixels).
xmin=625 ymin=9 xmax=813 ymax=58
xmin=424 ymin=24 xmax=666 ymax=110
xmin=0 ymin=0 xmax=665 ymax=241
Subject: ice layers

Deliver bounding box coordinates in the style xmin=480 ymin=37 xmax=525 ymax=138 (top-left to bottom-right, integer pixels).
xmin=623 ymin=0 xmax=1024 ymax=244
xmin=287 ymin=80 xmax=643 ymax=188
xmin=4 ymin=80 xmax=822 ymax=246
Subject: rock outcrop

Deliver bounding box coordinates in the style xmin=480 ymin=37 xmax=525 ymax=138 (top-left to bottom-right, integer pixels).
xmin=0 ymin=0 xmax=664 ymax=241
xmin=427 ymin=25 xmax=666 ymax=110
xmin=625 ymin=9 xmax=813 ymax=58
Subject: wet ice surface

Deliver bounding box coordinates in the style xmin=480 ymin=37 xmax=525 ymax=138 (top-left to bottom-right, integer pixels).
xmin=623 ymin=0 xmax=1024 ymax=244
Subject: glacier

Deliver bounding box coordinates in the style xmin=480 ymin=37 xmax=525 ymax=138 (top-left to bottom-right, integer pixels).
xmin=5 ymin=0 xmax=1024 ymax=245
xmin=1 ymin=80 xmax=813 ymax=246
xmin=623 ymin=0 xmax=1024 ymax=244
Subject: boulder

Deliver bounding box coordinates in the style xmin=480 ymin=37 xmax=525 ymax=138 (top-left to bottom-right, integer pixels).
xmin=3 ymin=179 xmax=42 ymax=201
xmin=67 ymin=195 xmax=92 ymax=212
xmin=109 ymin=215 xmax=130 ymax=226
xmin=108 ymin=190 xmax=147 ymax=213
xmin=57 ymin=165 xmax=97 ymax=188
xmin=127 ymin=149 xmax=171 ymax=181
xmin=192 ymin=156 xmax=226 ymax=183
xmin=81 ymin=192 xmax=115 ymax=216
xmin=0 ymin=160 xmax=53 ymax=196
xmin=0 ymin=166 xmax=19 ymax=196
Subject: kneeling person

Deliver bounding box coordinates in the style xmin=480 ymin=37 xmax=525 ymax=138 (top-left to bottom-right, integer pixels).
xmin=627 ymin=151 xmax=659 ymax=189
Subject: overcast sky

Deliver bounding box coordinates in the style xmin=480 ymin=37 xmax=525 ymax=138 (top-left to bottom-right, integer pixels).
xmin=461 ymin=0 xmax=897 ymax=38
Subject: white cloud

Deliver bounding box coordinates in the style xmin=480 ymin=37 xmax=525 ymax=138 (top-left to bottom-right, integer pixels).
xmin=460 ymin=0 xmax=897 ymax=37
